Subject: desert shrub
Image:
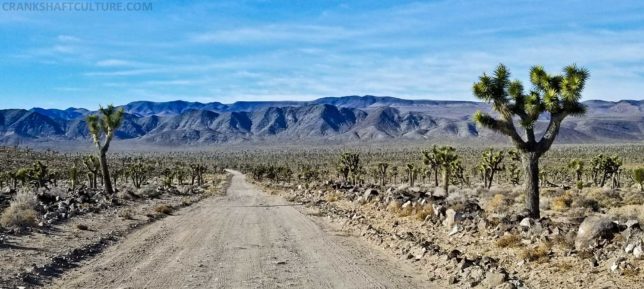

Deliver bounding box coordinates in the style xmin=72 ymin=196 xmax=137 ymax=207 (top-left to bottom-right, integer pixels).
xmin=325 ymin=191 xmax=342 ymax=202
xmin=154 ymin=204 xmax=173 ymax=215
xmin=485 ymin=194 xmax=511 ymax=213
xmin=608 ymin=204 xmax=644 ymax=222
xmin=622 ymin=190 xmax=644 ymax=206
xmin=181 ymin=197 xmax=193 ymax=206
xmin=118 ymin=208 xmax=134 ymax=220
xmin=551 ymin=192 xmax=574 ymax=211
xmin=496 ymin=233 xmax=521 ymax=248
xmin=586 ymin=187 xmax=621 ymax=208
xmin=0 ymin=189 xmax=38 ymax=228
xmin=414 ymin=204 xmax=434 ymax=221
xmin=398 ymin=205 xmax=413 ymax=217
xmin=519 ymin=242 xmax=551 ymax=262
xmin=542 ymin=187 xmax=565 ymax=197
xmin=387 ymin=199 xmax=402 ymax=213
xmin=572 ymin=198 xmax=600 ymax=212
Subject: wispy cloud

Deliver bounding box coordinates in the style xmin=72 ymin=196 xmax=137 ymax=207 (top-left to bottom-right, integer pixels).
xmin=1 ymin=0 xmax=643 ymax=109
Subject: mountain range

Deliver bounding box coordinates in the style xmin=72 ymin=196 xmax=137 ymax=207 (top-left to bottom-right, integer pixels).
xmin=1 ymin=95 xmax=643 ymax=147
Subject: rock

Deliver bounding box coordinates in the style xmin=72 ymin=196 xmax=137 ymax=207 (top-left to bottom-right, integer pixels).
xmin=432 ymin=204 xmax=446 ymax=218
xmin=362 ymin=188 xmax=378 ymax=202
xmin=610 ymin=257 xmax=625 ymax=272
xmin=494 ymin=282 xmax=517 ymax=289
xmin=443 ymin=209 xmax=463 ymax=229
xmin=574 ymin=216 xmax=619 ymax=250
xmin=519 ymin=217 xmax=533 ymax=228
xmin=448 ymin=225 xmax=459 ymax=236
xmin=402 ymin=201 xmax=412 ymax=208
xmin=625 ymin=243 xmax=636 ymax=253
xmin=433 ymin=187 xmax=447 ymax=197
xmin=448 ymin=275 xmax=458 ymax=284
xmin=634 ymin=245 xmax=643 ymax=259
xmin=625 ymin=219 xmax=640 ymax=229
xmin=484 ymin=271 xmax=508 ymax=287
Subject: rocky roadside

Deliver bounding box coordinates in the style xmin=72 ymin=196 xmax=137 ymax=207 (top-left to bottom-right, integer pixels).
xmin=0 ymin=173 xmax=231 ymax=288
xmin=259 ymin=181 xmax=644 ymax=289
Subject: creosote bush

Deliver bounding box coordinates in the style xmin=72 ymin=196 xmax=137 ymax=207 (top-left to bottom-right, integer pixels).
xmin=519 ymin=242 xmax=551 ymax=262
xmin=154 ymin=204 xmax=173 ymax=215
xmin=485 ymin=194 xmax=511 ymax=213
xmin=414 ymin=204 xmax=434 ymax=221
xmin=551 ymin=192 xmax=574 ymax=211
xmin=496 ymin=233 xmax=521 ymax=248
xmin=0 ymin=189 xmax=38 ymax=228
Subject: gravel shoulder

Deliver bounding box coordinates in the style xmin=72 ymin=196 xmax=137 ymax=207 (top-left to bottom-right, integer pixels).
xmin=49 ymin=170 xmax=436 ymax=289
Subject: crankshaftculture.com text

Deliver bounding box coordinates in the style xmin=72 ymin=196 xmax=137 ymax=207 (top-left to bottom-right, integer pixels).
xmin=1 ymin=1 xmax=152 ymax=12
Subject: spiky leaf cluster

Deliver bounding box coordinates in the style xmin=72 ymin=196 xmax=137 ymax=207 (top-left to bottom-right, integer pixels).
xmin=473 ymin=64 xmax=589 ymax=153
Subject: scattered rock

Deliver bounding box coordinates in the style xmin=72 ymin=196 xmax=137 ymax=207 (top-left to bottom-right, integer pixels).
xmin=443 ymin=209 xmax=463 ymax=229
xmin=575 ymin=216 xmax=619 ymax=250
xmin=484 ymin=271 xmax=508 ymax=287
xmin=625 ymin=219 xmax=639 ymax=229
xmin=362 ymin=188 xmax=378 ymax=202
xmin=494 ymin=282 xmax=517 ymax=289
xmin=519 ymin=217 xmax=533 ymax=228
xmin=634 ymin=245 xmax=643 ymax=259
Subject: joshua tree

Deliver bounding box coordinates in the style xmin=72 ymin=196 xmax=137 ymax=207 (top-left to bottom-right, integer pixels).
xmin=83 ymin=155 xmax=101 ymax=189
xmin=30 ymin=161 xmax=50 ymax=188
xmin=127 ymin=159 xmax=152 ymax=188
xmin=568 ymin=159 xmax=584 ymax=183
xmin=473 ymin=64 xmax=589 ymax=218
xmin=376 ymin=162 xmax=389 ymax=187
xmin=190 ymin=164 xmax=207 ymax=186
xmin=422 ymin=146 xmax=440 ymax=186
xmin=338 ymin=152 xmax=361 ymax=185
xmin=69 ymin=162 xmax=79 ymax=191
xmin=162 ymin=168 xmax=175 ymax=188
xmin=390 ymin=166 xmax=398 ymax=185
xmin=405 ymin=163 xmax=416 ymax=187
xmin=175 ymin=166 xmax=188 ymax=185
xmin=479 ymin=149 xmax=505 ymax=189
xmin=86 ymin=105 xmax=124 ymax=194
xmin=634 ymin=168 xmax=644 ymax=192
xmin=434 ymin=146 xmax=459 ymax=195
xmin=591 ymin=154 xmax=622 ymax=188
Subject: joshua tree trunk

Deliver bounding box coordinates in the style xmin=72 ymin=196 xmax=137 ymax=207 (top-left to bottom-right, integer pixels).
xmin=442 ymin=167 xmax=450 ymax=195
xmin=99 ymin=149 xmax=114 ymax=194
xmin=522 ymin=153 xmax=540 ymax=219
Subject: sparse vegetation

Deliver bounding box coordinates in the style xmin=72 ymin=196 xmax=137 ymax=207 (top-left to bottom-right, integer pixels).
xmin=0 ymin=189 xmax=38 ymax=228
xmin=154 ymin=204 xmax=173 ymax=215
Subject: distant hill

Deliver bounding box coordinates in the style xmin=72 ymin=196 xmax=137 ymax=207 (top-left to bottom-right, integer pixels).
xmin=1 ymin=96 xmax=642 ymax=146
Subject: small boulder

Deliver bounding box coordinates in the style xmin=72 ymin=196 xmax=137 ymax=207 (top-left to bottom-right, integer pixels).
xmin=574 ymin=216 xmax=619 ymax=250
xmin=625 ymin=219 xmax=640 ymax=230
xmin=363 ymin=188 xmax=378 ymax=202
xmin=634 ymin=245 xmax=643 ymax=259
xmin=484 ymin=271 xmax=508 ymax=288
xmin=519 ymin=217 xmax=534 ymax=228
xmin=443 ymin=209 xmax=463 ymax=229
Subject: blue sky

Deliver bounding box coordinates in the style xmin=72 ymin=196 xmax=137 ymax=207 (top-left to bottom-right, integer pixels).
xmin=1 ymin=0 xmax=643 ymax=109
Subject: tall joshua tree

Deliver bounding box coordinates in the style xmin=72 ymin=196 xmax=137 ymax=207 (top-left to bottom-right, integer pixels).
xmin=568 ymin=159 xmax=584 ymax=183
xmin=479 ymin=148 xmax=505 ymax=189
xmin=376 ymin=162 xmax=389 ymax=187
xmin=86 ymin=105 xmax=124 ymax=194
xmin=473 ymin=64 xmax=589 ymax=218
xmin=434 ymin=146 xmax=459 ymax=195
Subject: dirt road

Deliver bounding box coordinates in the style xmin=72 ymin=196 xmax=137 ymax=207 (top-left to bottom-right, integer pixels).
xmin=50 ymin=170 xmax=434 ymax=289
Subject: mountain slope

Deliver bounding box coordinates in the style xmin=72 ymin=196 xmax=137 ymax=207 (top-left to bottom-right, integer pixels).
xmin=0 ymin=96 xmax=642 ymax=146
